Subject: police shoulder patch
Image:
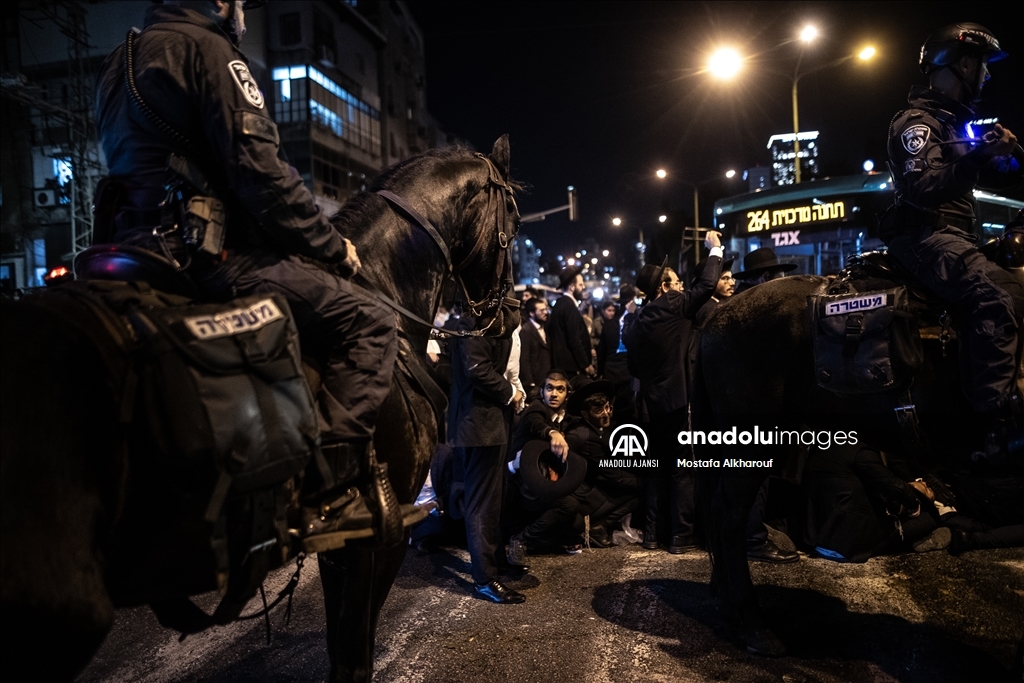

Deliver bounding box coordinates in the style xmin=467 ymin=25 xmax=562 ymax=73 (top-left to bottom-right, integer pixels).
xmin=901 ymin=125 xmax=930 ymax=155
xmin=227 ymin=60 xmax=264 ymax=109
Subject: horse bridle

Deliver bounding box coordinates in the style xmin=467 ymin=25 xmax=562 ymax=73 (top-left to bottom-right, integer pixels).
xmin=374 ymin=153 xmax=519 ymax=337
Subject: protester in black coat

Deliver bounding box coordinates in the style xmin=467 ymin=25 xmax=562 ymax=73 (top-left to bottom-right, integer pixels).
xmin=519 ymin=298 xmax=552 ymax=401
xmin=804 ymin=443 xmax=928 ymax=563
xmin=449 ymin=317 xmax=525 ymax=603
xmin=548 ymin=266 xmax=594 ymax=378
xmin=623 ymin=234 xmax=723 ymax=553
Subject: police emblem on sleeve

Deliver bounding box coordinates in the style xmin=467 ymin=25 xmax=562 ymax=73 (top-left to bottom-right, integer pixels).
xmin=228 ymin=60 xmax=264 ymax=109
xmin=901 ymin=125 xmax=930 ymax=155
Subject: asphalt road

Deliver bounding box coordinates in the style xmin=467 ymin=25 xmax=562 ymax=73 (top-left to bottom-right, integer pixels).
xmin=76 ymin=540 xmax=1024 ymax=683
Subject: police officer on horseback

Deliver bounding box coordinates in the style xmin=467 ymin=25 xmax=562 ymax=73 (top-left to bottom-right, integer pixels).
xmin=885 ymin=22 xmax=1023 ymax=460
xmin=94 ymin=0 xmax=410 ymax=548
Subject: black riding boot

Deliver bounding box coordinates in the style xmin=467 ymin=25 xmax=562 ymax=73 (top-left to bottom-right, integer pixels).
xmin=299 ymin=442 xmax=424 ymax=553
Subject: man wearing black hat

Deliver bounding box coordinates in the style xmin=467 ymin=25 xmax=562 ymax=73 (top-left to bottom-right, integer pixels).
xmin=623 ymin=231 xmax=724 ymax=553
xmin=732 ymin=247 xmax=797 ymax=296
xmin=548 ymin=266 xmax=595 ymax=379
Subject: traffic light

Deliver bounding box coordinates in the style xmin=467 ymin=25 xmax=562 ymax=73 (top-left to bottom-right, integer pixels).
xmin=567 ymin=186 xmax=578 ymax=221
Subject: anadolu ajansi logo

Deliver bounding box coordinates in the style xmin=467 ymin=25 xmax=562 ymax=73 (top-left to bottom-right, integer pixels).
xmin=600 ymin=424 xmax=658 ymax=468
xmin=609 ymin=423 xmax=648 ymax=457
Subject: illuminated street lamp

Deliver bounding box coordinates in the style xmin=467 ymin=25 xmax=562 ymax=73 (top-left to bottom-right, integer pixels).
xmin=791 ymin=28 xmax=876 ymax=183
xmin=656 ymin=168 xmax=667 ymax=179
xmin=612 ymin=217 xmax=622 ymax=227
xmin=708 ymin=47 xmax=742 ymax=79
xmin=657 ymin=169 xmax=737 ymax=269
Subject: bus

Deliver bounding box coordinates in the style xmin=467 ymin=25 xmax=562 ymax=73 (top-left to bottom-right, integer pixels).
xmin=712 ymin=173 xmax=1022 ymax=276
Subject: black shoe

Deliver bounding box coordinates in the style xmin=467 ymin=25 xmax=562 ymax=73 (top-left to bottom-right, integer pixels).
xmin=474 ymin=580 xmax=526 ymax=604
xmin=747 ymin=539 xmax=799 ymax=564
xmin=668 ymin=535 xmax=699 ymax=555
xmin=507 ymin=533 xmax=528 ymax=566
xmin=642 ymin=530 xmax=659 ymax=550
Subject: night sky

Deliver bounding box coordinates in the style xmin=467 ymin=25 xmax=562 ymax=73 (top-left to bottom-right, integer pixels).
xmin=406 ymin=2 xmax=1022 ymax=265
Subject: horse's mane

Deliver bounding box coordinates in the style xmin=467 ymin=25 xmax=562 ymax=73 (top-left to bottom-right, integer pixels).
xmin=329 ymin=146 xmax=474 ymax=239
xmin=329 ymin=145 xmax=524 ymax=240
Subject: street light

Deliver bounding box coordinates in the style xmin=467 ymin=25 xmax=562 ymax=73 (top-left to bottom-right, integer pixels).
xmin=659 ymin=169 xmax=738 ymax=270
xmin=708 ymin=47 xmax=742 ymax=79
xmin=791 ymin=30 xmax=876 ymax=183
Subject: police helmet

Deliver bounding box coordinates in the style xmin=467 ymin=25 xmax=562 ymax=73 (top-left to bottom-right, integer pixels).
xmin=919 ymin=23 xmax=1008 ymax=74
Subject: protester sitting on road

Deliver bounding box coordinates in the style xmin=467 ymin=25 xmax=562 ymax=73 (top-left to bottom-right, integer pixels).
xmin=564 ymin=378 xmax=642 ymax=548
xmin=507 ymin=371 xmax=586 ymax=561
xmin=804 ymin=442 xmax=934 ymax=562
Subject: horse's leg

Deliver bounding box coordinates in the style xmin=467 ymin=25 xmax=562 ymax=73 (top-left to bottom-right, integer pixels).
xmin=1 ymin=302 xmax=122 ymax=681
xmin=707 ymin=469 xmax=783 ymax=655
xmin=319 ymin=545 xmax=379 ymax=683
xmin=319 ymin=369 xmax=435 ymax=682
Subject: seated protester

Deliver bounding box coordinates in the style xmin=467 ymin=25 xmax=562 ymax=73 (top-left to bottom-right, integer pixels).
xmin=564 ymin=378 xmax=642 ymax=548
xmin=507 ymin=371 xmax=585 ymax=560
xmin=804 ymin=442 xmax=934 ymax=562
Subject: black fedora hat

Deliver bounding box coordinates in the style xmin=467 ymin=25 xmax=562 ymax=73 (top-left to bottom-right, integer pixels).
xmin=567 ymin=376 xmax=613 ymax=416
xmin=635 ymin=255 xmax=669 ymax=298
xmin=692 ymin=256 xmax=734 ymax=283
xmin=733 ymin=247 xmax=797 ymax=280
xmin=517 ymin=439 xmax=588 ymax=502
xmin=558 ymin=265 xmax=584 ymax=290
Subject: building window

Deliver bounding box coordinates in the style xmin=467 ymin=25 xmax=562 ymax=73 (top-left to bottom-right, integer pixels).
xmin=279 ymin=13 xmax=301 ymax=46
xmin=271 ymin=65 xmax=381 ymax=157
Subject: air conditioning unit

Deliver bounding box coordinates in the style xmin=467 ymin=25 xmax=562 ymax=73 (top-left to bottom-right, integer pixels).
xmin=34 ymin=189 xmax=57 ymax=208
xmin=317 ymin=45 xmax=335 ymax=67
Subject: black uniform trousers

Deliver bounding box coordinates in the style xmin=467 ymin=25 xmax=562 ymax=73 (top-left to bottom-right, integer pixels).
xmin=216 ymin=253 xmax=397 ymax=444
xmin=455 ymin=445 xmax=508 ymax=585
xmin=889 ymin=226 xmax=1021 ymax=413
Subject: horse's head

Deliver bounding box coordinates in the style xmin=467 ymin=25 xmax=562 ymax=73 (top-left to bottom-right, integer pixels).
xmin=335 ymin=136 xmax=523 ymax=339
xmin=451 ymin=135 xmax=522 ymax=338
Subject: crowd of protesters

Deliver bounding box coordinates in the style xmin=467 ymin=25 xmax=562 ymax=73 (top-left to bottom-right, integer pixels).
xmin=416 ymin=238 xmax=1024 ymax=603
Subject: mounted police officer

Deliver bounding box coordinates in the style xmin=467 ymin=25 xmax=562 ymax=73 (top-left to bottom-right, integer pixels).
xmin=94 ymin=0 xmax=407 ymax=547
xmin=885 ymin=23 xmax=1023 ymax=460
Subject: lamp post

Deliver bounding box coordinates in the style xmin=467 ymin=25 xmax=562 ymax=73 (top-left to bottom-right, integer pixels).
xmin=658 ymin=169 xmax=736 ymax=270
xmin=791 ymin=27 xmax=876 ymax=183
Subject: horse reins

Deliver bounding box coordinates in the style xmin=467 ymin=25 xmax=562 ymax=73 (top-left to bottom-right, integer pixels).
xmin=372 ymin=153 xmax=518 ymax=338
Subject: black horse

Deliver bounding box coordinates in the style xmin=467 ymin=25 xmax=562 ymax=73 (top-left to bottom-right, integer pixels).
xmin=0 ymin=137 xmax=520 ymax=682
xmin=692 ymin=242 xmax=1023 ymax=656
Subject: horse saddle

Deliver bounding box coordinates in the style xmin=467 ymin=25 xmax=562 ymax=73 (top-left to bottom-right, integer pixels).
xmin=74 ymin=243 xmax=198 ymax=298
xmin=811 ymin=242 xmax=1024 ymax=397
xmin=66 ymin=245 xmax=317 ymax=630
xmin=811 ymin=251 xmax=948 ymax=396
